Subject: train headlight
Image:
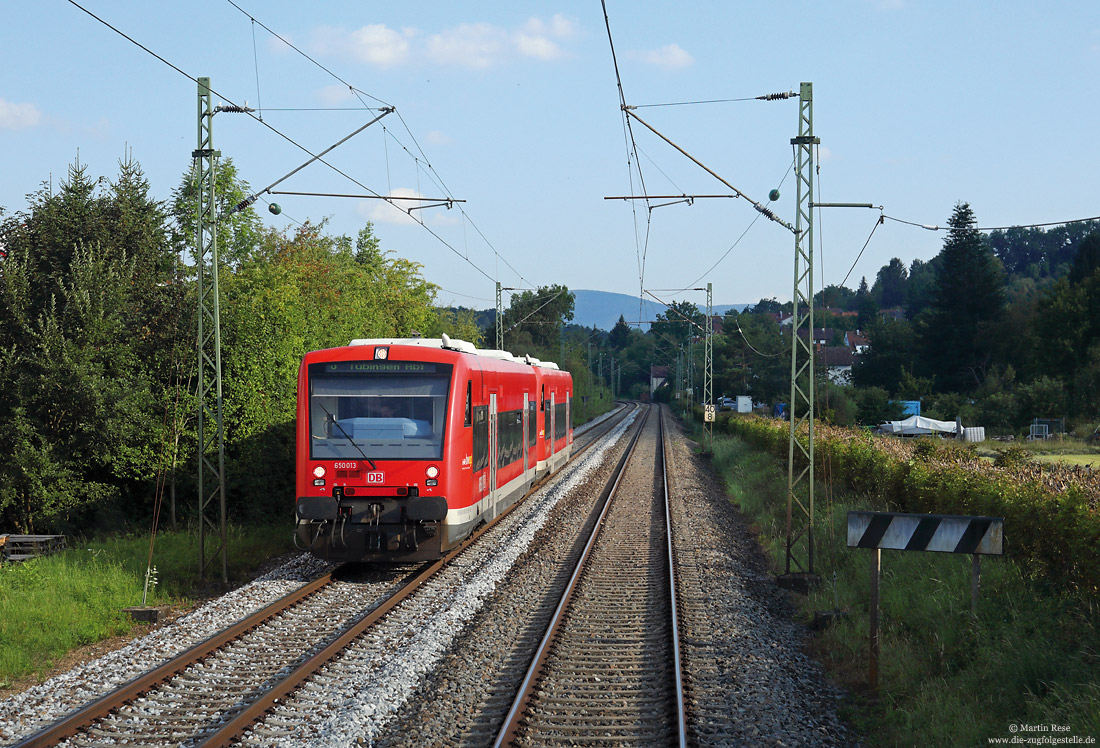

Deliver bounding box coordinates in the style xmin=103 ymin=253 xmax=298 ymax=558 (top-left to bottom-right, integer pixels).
xmin=313 ymin=465 xmax=326 ymax=479
xmin=374 ymin=347 xmax=389 ymax=360
xmin=426 ymin=465 xmax=439 ymax=478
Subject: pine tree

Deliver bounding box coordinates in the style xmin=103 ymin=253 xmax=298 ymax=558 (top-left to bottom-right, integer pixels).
xmin=608 ymin=315 xmax=632 ymax=350
xmin=918 ymin=202 xmax=1005 ymax=392
xmin=856 ymin=276 xmax=878 ymax=329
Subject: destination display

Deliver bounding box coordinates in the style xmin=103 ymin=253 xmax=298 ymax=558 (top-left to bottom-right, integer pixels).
xmin=318 ymin=361 xmax=438 ymax=375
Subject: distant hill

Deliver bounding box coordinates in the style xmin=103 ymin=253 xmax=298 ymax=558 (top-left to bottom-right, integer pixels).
xmin=446 ymin=289 xmax=749 ymax=334
xmin=570 ymin=289 xmax=748 ymax=332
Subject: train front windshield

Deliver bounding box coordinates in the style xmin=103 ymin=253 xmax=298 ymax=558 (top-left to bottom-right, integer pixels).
xmin=308 ymin=361 xmax=452 ymax=460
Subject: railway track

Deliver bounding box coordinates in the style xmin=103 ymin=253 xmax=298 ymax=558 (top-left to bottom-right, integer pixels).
xmin=12 ymin=404 xmax=636 ymax=748
xmin=495 ymin=403 xmax=687 ymax=747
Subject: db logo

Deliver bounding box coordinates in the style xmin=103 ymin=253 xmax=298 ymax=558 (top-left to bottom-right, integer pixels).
xmin=366 ymin=472 xmax=385 ymax=484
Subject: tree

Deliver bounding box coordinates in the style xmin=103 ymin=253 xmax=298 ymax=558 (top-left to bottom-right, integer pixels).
xmin=917 ymin=202 xmax=1005 ymax=392
xmin=216 ymin=219 xmax=441 ymax=508
xmin=498 ymin=284 xmax=574 ymax=352
xmin=872 ymin=257 xmax=908 ymax=309
xmin=749 ymin=297 xmax=783 ymax=315
xmin=715 ymin=311 xmax=787 ymax=403
xmin=426 ymin=308 xmax=483 ymax=346
xmin=649 ymin=300 xmax=703 ymax=380
xmin=851 ymin=318 xmax=917 ymax=394
xmin=906 ymin=257 xmax=939 ymax=318
xmin=855 ymin=276 xmax=878 ymax=329
xmin=1029 ymin=230 xmax=1100 ymax=416
xmin=816 ymin=283 xmax=857 ymax=311
xmin=608 ymin=315 xmax=632 ymax=351
xmin=853 ymin=387 xmax=905 ymax=426
xmin=1068 ymin=230 xmax=1100 ymax=285
xmin=169 ymin=157 xmax=263 ymax=266
xmin=654 ymin=300 xmax=703 ymax=347
xmin=0 ymin=158 xmax=172 ymax=531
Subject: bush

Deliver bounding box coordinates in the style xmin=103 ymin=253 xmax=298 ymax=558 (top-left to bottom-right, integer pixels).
xmin=724 ymin=416 xmax=1100 ymax=591
xmin=993 ymin=445 xmax=1035 ymax=468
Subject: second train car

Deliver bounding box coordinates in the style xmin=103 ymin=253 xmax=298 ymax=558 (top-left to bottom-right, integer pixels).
xmin=294 ymin=334 xmax=573 ymax=562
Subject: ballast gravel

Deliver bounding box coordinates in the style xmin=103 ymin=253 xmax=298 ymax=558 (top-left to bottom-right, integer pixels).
xmin=664 ymin=419 xmax=856 ymax=746
xmin=370 ymin=407 xmax=856 ymax=747
xmin=236 ymin=411 xmax=636 ymax=747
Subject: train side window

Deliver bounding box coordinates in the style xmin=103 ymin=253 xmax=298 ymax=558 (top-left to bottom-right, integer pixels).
xmin=464 ymin=380 xmax=472 ymax=427
xmin=540 ymin=385 xmax=545 ymax=411
xmin=472 ymin=405 xmax=488 ymax=472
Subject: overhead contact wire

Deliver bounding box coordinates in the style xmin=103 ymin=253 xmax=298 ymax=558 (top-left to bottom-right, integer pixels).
xmin=67 ymin=0 xmax=497 ymax=285
xmin=682 ymin=158 xmax=796 ymax=289
xmin=882 ymin=213 xmax=1100 ymax=232
xmin=839 ymin=213 xmax=885 ymax=290
xmin=250 ymin=18 xmax=263 ymax=120
xmin=390 ymin=107 xmax=535 ymax=288
xmin=225 ymin=0 xmax=392 ymax=108
xmin=601 ymin=0 xmax=653 ymax=304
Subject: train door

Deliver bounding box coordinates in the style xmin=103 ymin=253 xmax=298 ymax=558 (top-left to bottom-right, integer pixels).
xmin=549 ymin=391 xmax=556 ymax=459
xmin=522 ymin=392 xmax=530 ymax=484
xmin=567 ymin=392 xmax=572 ymax=444
xmin=489 ymin=392 xmax=498 ymax=515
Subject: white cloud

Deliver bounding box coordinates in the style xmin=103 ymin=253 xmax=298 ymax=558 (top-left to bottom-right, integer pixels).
xmin=514 ymin=33 xmax=562 ymax=61
xmin=628 ymin=43 xmax=694 ymax=70
xmin=425 ymin=130 xmax=454 ymax=147
xmin=360 ymin=188 xmax=424 ymax=226
xmin=514 ymin=14 xmax=578 ymax=60
xmin=351 ymin=24 xmax=414 ymax=67
xmin=0 ymin=98 xmax=42 ymax=129
xmin=428 ymin=22 xmax=508 ymax=69
xmin=311 ymin=16 xmax=578 ymax=69
xmin=312 ymin=24 xmax=414 ymax=68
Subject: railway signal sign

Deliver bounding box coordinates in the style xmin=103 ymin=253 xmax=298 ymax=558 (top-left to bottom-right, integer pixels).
xmin=847 ymin=511 xmax=1003 ymax=555
xmin=848 ymin=511 xmax=1004 ymax=688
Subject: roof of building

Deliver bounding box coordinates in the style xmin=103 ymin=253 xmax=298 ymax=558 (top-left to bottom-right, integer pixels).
xmin=820 ymin=346 xmax=855 ymax=366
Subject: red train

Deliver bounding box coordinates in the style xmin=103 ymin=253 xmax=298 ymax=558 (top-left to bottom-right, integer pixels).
xmin=294 ymin=334 xmax=573 ymax=562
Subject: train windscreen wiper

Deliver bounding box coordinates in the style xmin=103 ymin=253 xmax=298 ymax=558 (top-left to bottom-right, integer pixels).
xmin=315 ymin=402 xmax=377 ymax=471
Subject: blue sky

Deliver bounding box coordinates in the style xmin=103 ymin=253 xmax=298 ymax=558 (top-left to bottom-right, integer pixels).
xmin=2 ymin=1 xmax=1098 ymax=315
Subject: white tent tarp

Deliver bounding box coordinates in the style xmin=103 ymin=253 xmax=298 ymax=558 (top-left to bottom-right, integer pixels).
xmin=879 ymin=415 xmax=958 ymax=436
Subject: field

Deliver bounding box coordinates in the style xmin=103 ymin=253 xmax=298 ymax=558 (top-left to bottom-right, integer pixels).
xmin=1034 ymin=453 xmax=1099 ymax=468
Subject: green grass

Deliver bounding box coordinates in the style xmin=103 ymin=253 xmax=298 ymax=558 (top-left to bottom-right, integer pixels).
xmin=0 ymin=524 xmax=293 ymax=686
xmin=1034 ymin=454 xmax=1100 ymax=468
xmin=707 ymin=431 xmax=1100 ymax=747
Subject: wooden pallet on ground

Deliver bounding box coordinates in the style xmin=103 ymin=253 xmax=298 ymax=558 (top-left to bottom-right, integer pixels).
xmin=1 ymin=534 xmax=67 ymax=562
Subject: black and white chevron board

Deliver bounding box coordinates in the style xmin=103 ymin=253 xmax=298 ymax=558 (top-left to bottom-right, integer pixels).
xmin=848 ymin=511 xmax=1004 ymax=688
xmin=847 ymin=511 xmax=1003 ymax=555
